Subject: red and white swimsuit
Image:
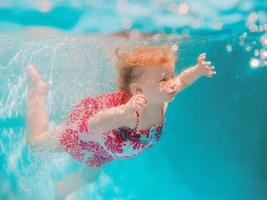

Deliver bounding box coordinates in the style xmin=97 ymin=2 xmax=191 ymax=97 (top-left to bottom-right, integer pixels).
xmin=59 ymin=91 xmax=166 ymax=167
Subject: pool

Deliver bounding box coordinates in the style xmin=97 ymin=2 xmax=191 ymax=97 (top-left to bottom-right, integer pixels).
xmin=0 ymin=1 xmax=267 ymax=200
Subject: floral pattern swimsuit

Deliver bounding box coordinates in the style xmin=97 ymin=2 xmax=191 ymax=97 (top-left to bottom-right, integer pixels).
xmin=59 ymin=91 xmax=166 ymax=167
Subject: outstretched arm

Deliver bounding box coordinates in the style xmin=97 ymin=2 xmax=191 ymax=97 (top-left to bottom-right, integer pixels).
xmin=174 ymin=53 xmax=216 ymax=93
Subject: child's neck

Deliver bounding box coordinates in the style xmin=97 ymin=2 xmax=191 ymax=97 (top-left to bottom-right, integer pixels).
xmin=143 ymin=101 xmax=164 ymax=115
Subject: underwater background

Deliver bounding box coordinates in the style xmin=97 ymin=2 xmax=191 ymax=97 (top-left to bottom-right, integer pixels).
xmin=0 ymin=0 xmax=267 ymax=200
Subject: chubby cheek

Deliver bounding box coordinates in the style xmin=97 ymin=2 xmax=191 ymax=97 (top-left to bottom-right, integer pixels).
xmin=159 ymin=82 xmax=169 ymax=94
xmin=142 ymin=86 xmax=159 ymax=98
xmin=156 ymin=85 xmax=169 ymax=99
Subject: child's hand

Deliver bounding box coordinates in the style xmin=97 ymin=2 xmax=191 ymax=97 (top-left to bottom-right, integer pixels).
xmin=195 ymin=53 xmax=216 ymax=77
xmin=123 ymin=94 xmax=148 ymax=118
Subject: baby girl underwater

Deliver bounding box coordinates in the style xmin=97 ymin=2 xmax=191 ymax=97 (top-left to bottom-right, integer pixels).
xmin=26 ymin=45 xmax=216 ymax=199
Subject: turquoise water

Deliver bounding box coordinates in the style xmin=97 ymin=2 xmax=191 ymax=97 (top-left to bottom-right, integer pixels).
xmin=0 ymin=1 xmax=267 ymax=200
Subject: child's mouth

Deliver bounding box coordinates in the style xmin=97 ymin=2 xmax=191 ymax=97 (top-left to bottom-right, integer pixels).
xmin=168 ymin=91 xmax=175 ymax=96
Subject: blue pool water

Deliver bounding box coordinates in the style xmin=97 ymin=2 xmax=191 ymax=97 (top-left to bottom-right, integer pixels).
xmin=0 ymin=1 xmax=267 ymax=200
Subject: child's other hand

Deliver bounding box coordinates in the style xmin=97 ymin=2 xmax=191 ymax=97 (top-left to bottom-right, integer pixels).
xmin=196 ymin=53 xmax=216 ymax=77
xmin=124 ymin=94 xmax=148 ymax=118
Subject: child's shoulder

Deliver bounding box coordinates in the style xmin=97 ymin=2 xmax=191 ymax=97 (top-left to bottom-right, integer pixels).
xmin=94 ymin=90 xmax=131 ymax=108
xmin=78 ymin=90 xmax=131 ymax=108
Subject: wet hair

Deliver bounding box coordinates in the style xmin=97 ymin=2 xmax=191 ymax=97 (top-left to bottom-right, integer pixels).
xmin=114 ymin=45 xmax=177 ymax=95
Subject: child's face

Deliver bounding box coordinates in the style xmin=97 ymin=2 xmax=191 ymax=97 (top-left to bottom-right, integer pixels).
xmin=134 ymin=63 xmax=177 ymax=104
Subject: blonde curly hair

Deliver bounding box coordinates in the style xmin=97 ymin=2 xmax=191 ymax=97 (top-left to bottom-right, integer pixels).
xmin=115 ymin=45 xmax=177 ymax=95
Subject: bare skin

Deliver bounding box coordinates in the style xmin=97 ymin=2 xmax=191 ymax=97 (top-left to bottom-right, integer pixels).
xmin=26 ymin=64 xmax=102 ymax=200
xmin=26 ymin=64 xmax=50 ymax=145
xmin=54 ymin=165 xmax=102 ymax=200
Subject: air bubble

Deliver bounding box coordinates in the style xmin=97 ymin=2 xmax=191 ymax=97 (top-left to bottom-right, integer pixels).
xmin=226 ymin=44 xmax=233 ymax=52
xmin=249 ymin=58 xmax=260 ymax=68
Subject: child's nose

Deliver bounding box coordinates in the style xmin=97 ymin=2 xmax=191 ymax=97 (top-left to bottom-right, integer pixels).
xmin=169 ymin=79 xmax=176 ymax=90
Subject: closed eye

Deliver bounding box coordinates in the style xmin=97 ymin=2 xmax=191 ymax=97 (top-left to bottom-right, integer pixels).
xmin=160 ymin=75 xmax=175 ymax=82
xmin=160 ymin=77 xmax=168 ymax=82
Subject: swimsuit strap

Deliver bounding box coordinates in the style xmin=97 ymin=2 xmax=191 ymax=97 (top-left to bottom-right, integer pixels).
xmin=161 ymin=107 xmax=164 ymax=118
xmin=133 ymin=111 xmax=140 ymax=131
xmin=133 ymin=107 xmax=164 ymax=131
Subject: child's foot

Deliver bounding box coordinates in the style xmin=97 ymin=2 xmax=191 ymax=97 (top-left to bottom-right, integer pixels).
xmin=27 ymin=64 xmax=48 ymax=96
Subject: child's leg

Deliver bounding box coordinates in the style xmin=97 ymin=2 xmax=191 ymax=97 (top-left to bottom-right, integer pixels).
xmin=26 ymin=64 xmax=63 ymax=152
xmin=26 ymin=64 xmax=49 ymax=144
xmin=55 ymin=166 xmax=102 ymax=200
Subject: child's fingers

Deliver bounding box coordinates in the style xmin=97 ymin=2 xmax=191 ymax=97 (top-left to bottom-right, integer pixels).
xmin=207 ymin=67 xmax=216 ymax=73
xmin=136 ymin=99 xmax=148 ymax=108
xmin=205 ymin=66 xmax=214 ymax=71
xmin=198 ymin=56 xmax=205 ymax=62
xmin=129 ymin=94 xmax=148 ymax=114
xmin=135 ymin=94 xmax=148 ymax=103
xmin=199 ymin=53 xmax=206 ymax=57
xmin=139 ymin=94 xmax=148 ymax=100
xmin=139 ymin=96 xmax=148 ymax=104
xmin=208 ymin=71 xmax=216 ymax=76
xmin=132 ymin=97 xmax=147 ymax=107
xmin=198 ymin=53 xmax=206 ymax=61
xmin=205 ymin=61 xmax=211 ymax=66
xmin=134 ymin=96 xmax=147 ymax=105
xmin=201 ymin=61 xmax=211 ymax=66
